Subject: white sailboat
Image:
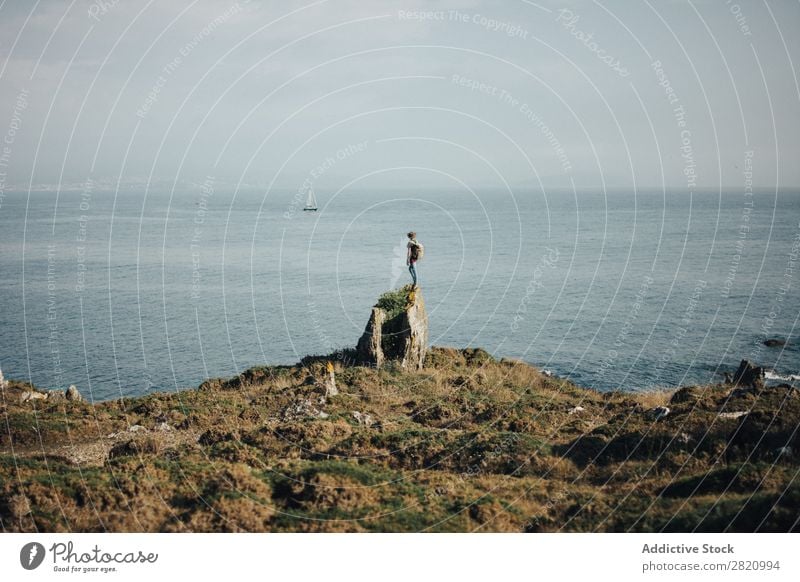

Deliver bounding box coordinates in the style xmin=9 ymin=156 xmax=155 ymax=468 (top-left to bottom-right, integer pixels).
xmin=303 ymin=186 xmax=318 ymax=211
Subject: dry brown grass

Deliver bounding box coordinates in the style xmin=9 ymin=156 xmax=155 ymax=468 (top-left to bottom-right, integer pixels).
xmin=1 ymin=348 xmax=797 ymax=533
xmin=630 ymin=388 xmax=674 ymax=409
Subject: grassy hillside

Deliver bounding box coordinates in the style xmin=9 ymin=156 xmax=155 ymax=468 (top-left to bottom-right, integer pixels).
xmin=1 ymin=347 xmax=797 ymax=532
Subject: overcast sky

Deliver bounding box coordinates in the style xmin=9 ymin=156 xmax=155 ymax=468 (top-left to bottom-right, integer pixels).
xmin=1 ymin=0 xmax=798 ymax=192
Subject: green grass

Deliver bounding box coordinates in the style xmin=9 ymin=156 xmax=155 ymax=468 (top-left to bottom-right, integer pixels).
xmin=375 ymin=286 xmax=411 ymax=320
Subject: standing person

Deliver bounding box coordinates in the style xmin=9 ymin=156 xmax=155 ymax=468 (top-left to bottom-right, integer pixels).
xmin=406 ymin=231 xmax=423 ymax=287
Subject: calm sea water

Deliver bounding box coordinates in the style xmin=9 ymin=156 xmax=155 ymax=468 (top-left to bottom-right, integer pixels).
xmin=1 ymin=187 xmax=798 ymax=401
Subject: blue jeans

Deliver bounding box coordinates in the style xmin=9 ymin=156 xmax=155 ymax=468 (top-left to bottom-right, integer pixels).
xmin=408 ymin=261 xmax=417 ymax=285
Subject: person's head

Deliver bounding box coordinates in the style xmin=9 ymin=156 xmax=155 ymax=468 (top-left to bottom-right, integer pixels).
xmin=407 ymin=231 xmax=416 ymax=240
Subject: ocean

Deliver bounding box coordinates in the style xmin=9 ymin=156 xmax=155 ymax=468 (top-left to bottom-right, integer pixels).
xmin=1 ymin=186 xmax=798 ymax=401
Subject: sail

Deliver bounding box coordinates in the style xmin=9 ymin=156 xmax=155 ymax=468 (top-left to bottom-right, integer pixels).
xmin=304 ymin=186 xmax=317 ymax=210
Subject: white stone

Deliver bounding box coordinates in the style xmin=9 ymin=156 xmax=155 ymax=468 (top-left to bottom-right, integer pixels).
xmin=718 ymin=411 xmax=748 ymax=420
xmin=352 ymin=411 xmax=375 ymax=427
xmin=20 ymin=391 xmax=47 ymax=403
xmin=651 ymin=406 xmax=671 ymax=421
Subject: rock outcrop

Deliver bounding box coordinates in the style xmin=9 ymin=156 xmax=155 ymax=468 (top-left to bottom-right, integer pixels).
xmin=356 ymin=285 xmax=428 ymax=370
xmin=731 ymin=359 xmax=765 ymax=389
xmin=764 ymin=338 xmax=786 ymax=347
xmin=66 ymin=384 xmax=83 ymax=402
xmin=17 ymin=384 xmax=84 ymax=404
xmin=322 ymin=361 xmax=338 ymax=396
xmin=400 ymin=287 xmax=428 ymax=370
xmin=356 ymin=307 xmax=385 ymax=369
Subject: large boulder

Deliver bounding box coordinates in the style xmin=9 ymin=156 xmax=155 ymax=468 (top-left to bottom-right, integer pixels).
xmin=65 ymin=384 xmax=83 ymax=402
xmin=356 ymin=285 xmax=428 ymax=370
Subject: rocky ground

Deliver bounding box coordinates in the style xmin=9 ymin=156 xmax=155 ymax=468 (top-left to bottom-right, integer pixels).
xmin=1 ymin=287 xmax=798 ymax=532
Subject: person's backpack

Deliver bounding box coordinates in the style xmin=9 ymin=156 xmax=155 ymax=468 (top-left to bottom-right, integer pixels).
xmin=411 ymin=240 xmax=424 ymax=261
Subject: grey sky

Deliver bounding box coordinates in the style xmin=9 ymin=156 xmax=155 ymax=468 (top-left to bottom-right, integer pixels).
xmin=1 ymin=0 xmax=798 ymax=191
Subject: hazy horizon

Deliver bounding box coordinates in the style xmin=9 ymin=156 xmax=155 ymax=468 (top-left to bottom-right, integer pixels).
xmin=1 ymin=0 xmax=799 ymax=193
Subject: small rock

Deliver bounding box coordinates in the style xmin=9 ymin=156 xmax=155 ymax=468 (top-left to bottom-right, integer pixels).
xmin=46 ymin=390 xmax=65 ymax=401
xmin=19 ymin=391 xmax=47 ymax=403
xmin=281 ymin=397 xmax=327 ymax=421
xmin=155 ymin=422 xmax=173 ymax=432
xmin=352 ymin=411 xmax=375 ymax=427
xmin=650 ymin=406 xmax=671 ymax=421
xmin=763 ymin=338 xmax=786 ymax=347
xmin=718 ymin=411 xmax=748 ymax=420
xmin=65 ymin=384 xmax=83 ymax=402
xmin=568 ymin=406 xmax=585 ymax=415
xmin=128 ymin=424 xmax=146 ymax=433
